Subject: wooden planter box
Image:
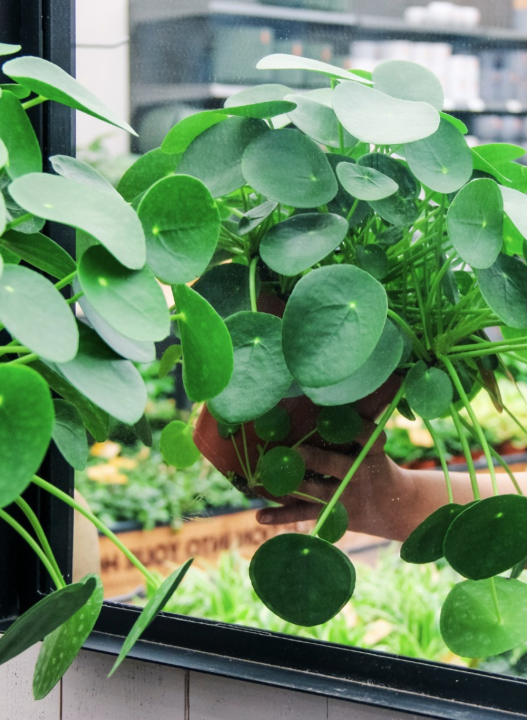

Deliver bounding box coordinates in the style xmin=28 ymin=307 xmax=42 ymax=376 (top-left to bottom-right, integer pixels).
xmin=99 ymin=507 xmax=387 ymax=599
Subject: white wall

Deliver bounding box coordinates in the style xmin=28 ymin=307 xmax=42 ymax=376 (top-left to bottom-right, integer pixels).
xmin=0 ymin=646 xmax=422 ymax=720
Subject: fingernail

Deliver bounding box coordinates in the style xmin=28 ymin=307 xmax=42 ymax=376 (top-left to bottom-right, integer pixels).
xmin=258 ymin=512 xmax=271 ymax=524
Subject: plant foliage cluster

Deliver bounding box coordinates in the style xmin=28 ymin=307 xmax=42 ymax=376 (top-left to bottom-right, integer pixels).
xmin=2 ymin=42 xmax=527 ymax=695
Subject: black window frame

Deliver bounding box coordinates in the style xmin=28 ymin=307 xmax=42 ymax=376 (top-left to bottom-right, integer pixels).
xmin=2 ymin=2 xmax=527 ymax=717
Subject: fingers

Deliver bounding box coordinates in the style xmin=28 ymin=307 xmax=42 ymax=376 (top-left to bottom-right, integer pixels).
xmin=298 ymin=445 xmax=353 ymax=481
xmin=256 ymin=502 xmax=320 ymax=526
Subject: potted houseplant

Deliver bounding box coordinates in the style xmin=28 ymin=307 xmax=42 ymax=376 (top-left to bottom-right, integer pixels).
xmin=150 ymin=53 xmax=527 ymax=659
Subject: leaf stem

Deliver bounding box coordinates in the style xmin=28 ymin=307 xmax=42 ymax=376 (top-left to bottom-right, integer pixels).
xmin=423 ymin=419 xmax=453 ymax=503
xmin=386 ymin=309 xmax=430 ymax=361
xmin=450 ymin=403 xmax=480 ymax=500
xmin=240 ymin=424 xmax=254 ymax=486
xmin=0 ymin=508 xmax=64 ymax=590
xmin=291 ymin=428 xmax=317 ymax=450
xmin=31 ymin=475 xmax=159 ymax=587
xmin=22 ymin=94 xmax=48 ymax=110
xmin=55 ymin=270 xmax=78 ymax=291
xmin=249 ymin=256 xmax=258 ymax=313
xmin=346 ymin=198 xmax=359 ymax=223
xmin=312 ymin=383 xmax=405 ymax=536
xmin=4 ymin=213 xmax=33 ymax=231
xmin=15 ymin=497 xmax=65 ymax=588
xmin=230 ymin=434 xmax=250 ymax=480
xmin=490 ymin=577 xmax=503 ymax=624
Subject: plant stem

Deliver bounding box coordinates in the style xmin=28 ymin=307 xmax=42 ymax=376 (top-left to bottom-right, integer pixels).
xmin=442 ymin=356 xmax=499 ymax=496
xmin=31 ymin=475 xmax=158 ymax=587
xmin=67 ymin=291 xmax=83 ymax=305
xmin=490 ymin=577 xmax=502 ymax=624
xmin=0 ymin=508 xmax=64 ymax=590
xmin=423 ymin=420 xmax=453 ymax=503
xmin=0 ymin=345 xmax=29 ymax=357
xmin=312 ymin=383 xmax=405 ymax=536
xmin=291 ymin=491 xmax=325 ymax=505
xmin=55 ymin=270 xmax=78 ymax=291
xmin=22 ymin=94 xmax=48 ymax=110
xmin=230 ymin=434 xmax=250 ymax=480
xmin=346 ymin=198 xmax=359 ymax=223
xmin=240 ymin=424 xmax=254 ymax=486
xmin=291 ymin=428 xmax=317 ymax=449
xmin=386 ymin=309 xmax=430 ymax=361
xmin=15 ymin=497 xmax=65 ymax=587
xmin=4 ymin=213 xmax=33 ymax=231
xmin=249 ymin=256 xmax=258 ymax=313
xmin=450 ymin=404 xmax=480 ymax=500
xmin=171 ymin=312 xmax=184 ymax=322
xmin=8 ymin=353 xmax=38 ymax=366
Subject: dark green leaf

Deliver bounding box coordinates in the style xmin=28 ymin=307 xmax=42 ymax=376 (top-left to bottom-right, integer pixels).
xmin=356 ymin=245 xmax=389 ymax=280
xmin=301 ymin=319 xmax=403 ymax=406
xmin=52 ymin=399 xmax=88 ymax=471
xmin=0 ymin=90 xmax=41 ymax=178
xmin=446 ymin=179 xmax=503 ymax=269
xmin=478 ymin=253 xmax=527 ymax=329
xmin=116 ymin=148 xmax=180 ymax=202
xmin=0 ymin=264 xmax=78 ymax=362
xmin=33 ymin=575 xmax=103 ymax=699
xmin=358 ymin=153 xmax=420 ymax=227
xmin=260 ymin=212 xmax=348 ymax=277
xmin=132 ymin=415 xmax=153 ymax=448
xmin=138 ymin=174 xmax=220 ymax=284
xmin=260 ymin=446 xmax=305 ymax=497
xmin=160 ymin=420 xmax=200 ymax=468
xmin=193 ymin=263 xmax=257 ymax=319
xmin=242 ymin=129 xmax=337 ymax=209
xmin=208 ymin=312 xmax=292 ymax=424
xmin=78 ymin=245 xmax=170 ymax=342
xmin=9 ymin=173 xmax=146 ymax=269
xmin=238 ymin=199 xmax=277 ymax=236
xmin=406 ymin=361 xmax=453 ymax=419
xmin=440 ymin=577 xmax=527 ymax=657
xmin=405 ymin=118 xmax=472 ymax=194
xmin=51 ymin=324 xmax=147 ymax=425
xmin=0 ymin=579 xmax=96 ymax=666
xmin=1 ymin=229 xmax=76 ymax=279
xmin=401 ymin=504 xmax=464 ymax=564
xmin=316 ymin=404 xmax=363 ymax=444
xmin=0 ymin=83 xmax=30 ymax=99
xmin=333 ymin=80 xmax=439 ymax=145
xmin=317 ymin=502 xmax=349 ymax=544
xmin=0 ymin=137 xmax=7 ymax=170
xmin=158 ymin=344 xmax=182 ymax=378
xmin=50 ymin=155 xmax=115 ymax=192
xmin=250 ymin=534 xmax=355 ymax=626
xmin=0 ymin=365 xmax=54 ymax=508
xmin=173 ymin=283 xmax=234 ymax=402
xmin=373 ymin=60 xmax=444 ymax=110
xmin=444 ymin=494 xmax=527 ymax=579
xmin=3 ymin=56 xmax=136 ymax=135
xmin=282 ymin=265 xmax=387 ymax=388
xmin=109 ymin=560 xmax=193 ymax=676
xmin=177 ymin=116 xmax=267 ymax=198
xmin=161 ymin=112 xmax=226 ymax=155
xmin=336 ymin=161 xmax=398 ymax=201
xmin=254 ymin=405 xmax=291 ymax=442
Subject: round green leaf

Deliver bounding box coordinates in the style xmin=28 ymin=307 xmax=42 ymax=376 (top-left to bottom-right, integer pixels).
xmin=301 ymin=319 xmax=403 ymax=406
xmin=356 ymin=245 xmax=390 ymax=280
xmin=0 ymin=578 xmax=96 ymax=667
xmin=158 ymin=344 xmax=182 ymax=378
xmin=78 ymin=245 xmax=169 ymax=342
xmin=0 ymin=264 xmax=78 ymax=362
xmin=160 ymin=420 xmax=200 ymax=468
xmin=405 ymin=361 xmax=453 ymax=420
xmin=138 ymin=174 xmax=220 ymax=284
xmin=173 ymin=283 xmax=234 ymax=402
xmin=161 ymin=111 xmax=227 ymax=155
xmin=77 ymin=289 xmax=155 ymax=364
xmin=317 ymin=502 xmax=349 ymax=544
xmin=52 ymin=324 xmax=147 ymax=425
xmin=256 ymin=54 xmax=370 ymax=85
xmin=109 ymin=560 xmax=193 ymax=677
xmin=441 ymin=577 xmax=527 ymax=657
xmin=282 ymin=265 xmax=387 ymax=388
xmin=0 ymin=89 xmax=41 ymax=178
xmin=50 ymin=155 xmax=115 ymax=192
xmin=478 ymin=253 xmax=527 ymax=329
xmin=225 ymin=84 xmax=295 ymax=120
xmin=1 ymin=229 xmax=77 ymax=280
xmin=52 ymin=399 xmax=88 ymax=471
xmin=373 ymin=60 xmax=444 ymax=110
xmin=33 ymin=575 xmax=103 ymax=700
xmin=0 ymin=83 xmax=30 ymax=99
xmin=3 ymin=56 xmax=136 ymax=135
xmin=446 ymin=179 xmax=503 ymax=269
xmin=332 ymin=80 xmax=439 ymax=145
xmin=285 ymin=91 xmax=356 ymax=149
xmin=260 ymin=446 xmax=305 ymax=497
xmin=9 ymin=173 xmax=146 ymax=269
xmin=440 ymin=111 xmax=468 ymax=135
xmin=208 ymin=311 xmax=292 ymax=424
xmin=177 ymin=116 xmax=267 ymax=198
xmin=400 ymin=503 xmax=464 ymax=564
xmin=250 ymin=534 xmax=356 ymax=626
xmin=192 ymin=264 xmax=256 ymax=319
xmin=116 ymin=147 xmax=180 ymax=202
xmin=336 ymin=162 xmax=398 ymax=201
xmin=326 ymin=155 xmax=371 ymax=227
xmin=260 ymin=213 xmax=348 ymax=277
xmin=242 ymin=129 xmax=338 ymax=209
xmin=500 ymin=185 xmax=527 ymax=239
xmin=254 ymin=405 xmax=291 ymax=442
xmin=0 ymin=365 xmax=54 ymax=508
xmin=444 ymin=494 xmax=527 ymax=580
xmin=316 ymin=404 xmax=363 ymax=444
xmin=224 ymin=100 xmax=296 ymax=119
xmin=358 ymin=153 xmax=420 ymax=227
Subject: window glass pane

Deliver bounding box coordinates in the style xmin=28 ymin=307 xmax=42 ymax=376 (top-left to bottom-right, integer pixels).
xmin=73 ymin=0 xmax=527 ymax=678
